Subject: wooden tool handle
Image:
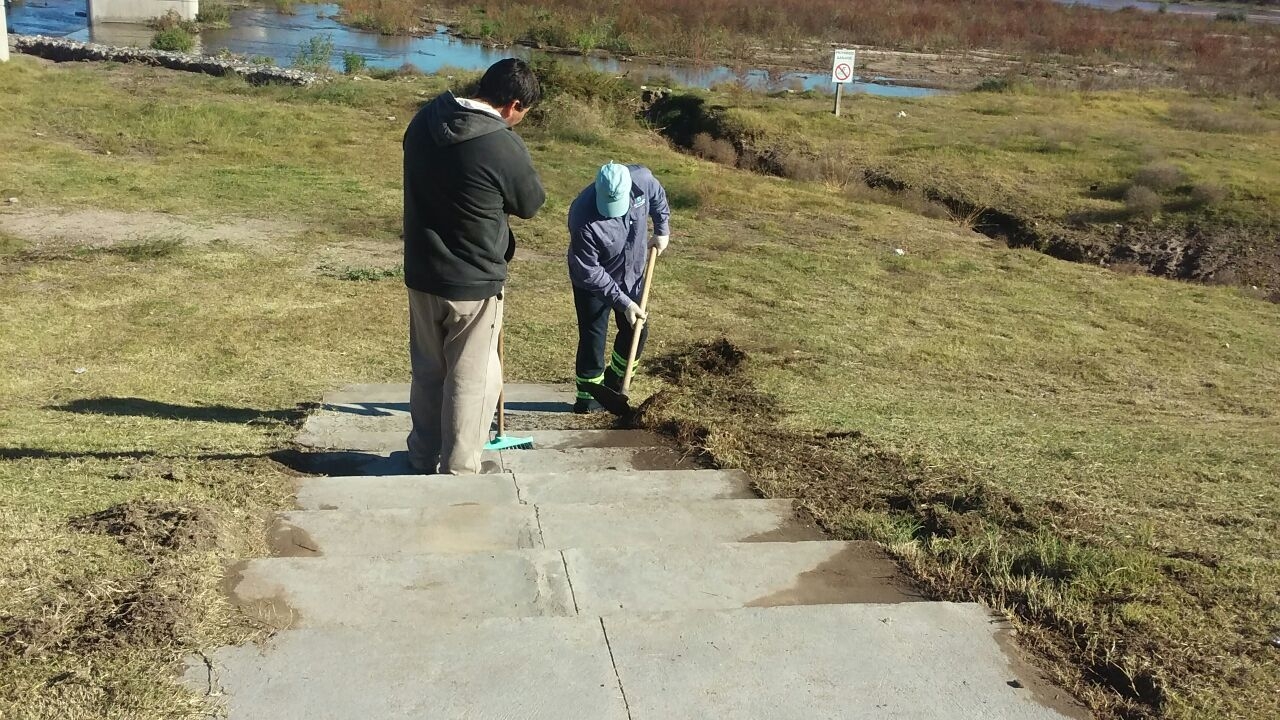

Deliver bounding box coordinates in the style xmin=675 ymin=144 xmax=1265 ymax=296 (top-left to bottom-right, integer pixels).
xmin=622 ymin=246 xmax=659 ymax=394
xmin=496 ymin=329 xmax=505 ymax=437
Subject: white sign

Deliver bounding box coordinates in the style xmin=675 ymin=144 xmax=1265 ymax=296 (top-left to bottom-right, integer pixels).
xmin=831 ymin=49 xmax=856 ymax=84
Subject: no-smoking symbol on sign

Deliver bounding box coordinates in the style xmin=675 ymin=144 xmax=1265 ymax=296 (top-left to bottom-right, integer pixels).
xmin=831 ymin=49 xmax=857 ymax=84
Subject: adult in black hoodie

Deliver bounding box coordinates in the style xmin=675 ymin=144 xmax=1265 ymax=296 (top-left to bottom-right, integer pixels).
xmin=403 ymin=59 xmax=545 ymax=474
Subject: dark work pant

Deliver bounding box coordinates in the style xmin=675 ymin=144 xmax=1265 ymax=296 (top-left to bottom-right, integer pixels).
xmin=573 ymin=285 xmax=648 ymax=399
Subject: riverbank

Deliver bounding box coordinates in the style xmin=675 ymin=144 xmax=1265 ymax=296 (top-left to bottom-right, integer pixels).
xmin=387 ymin=0 xmax=1280 ymax=94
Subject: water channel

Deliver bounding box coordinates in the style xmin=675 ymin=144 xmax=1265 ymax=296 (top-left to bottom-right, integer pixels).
xmin=6 ymin=1 xmax=943 ymax=96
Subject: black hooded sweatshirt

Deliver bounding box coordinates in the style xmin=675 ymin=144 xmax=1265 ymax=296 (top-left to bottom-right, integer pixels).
xmin=403 ymin=92 xmax=545 ymax=300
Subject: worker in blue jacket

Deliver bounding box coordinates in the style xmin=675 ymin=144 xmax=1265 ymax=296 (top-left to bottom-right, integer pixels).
xmin=566 ymin=162 xmax=671 ymax=413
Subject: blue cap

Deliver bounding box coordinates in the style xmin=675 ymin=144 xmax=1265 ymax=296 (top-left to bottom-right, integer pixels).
xmin=595 ymin=162 xmax=632 ymax=218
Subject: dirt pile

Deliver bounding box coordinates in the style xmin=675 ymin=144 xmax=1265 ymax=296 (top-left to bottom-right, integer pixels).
xmin=1 ymin=502 xmax=221 ymax=662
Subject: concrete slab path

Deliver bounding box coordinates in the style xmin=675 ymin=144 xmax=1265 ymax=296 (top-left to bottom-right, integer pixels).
xmin=191 ymin=383 xmax=1089 ymax=719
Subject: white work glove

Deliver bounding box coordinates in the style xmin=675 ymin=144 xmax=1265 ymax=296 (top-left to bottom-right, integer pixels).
xmin=649 ymin=234 xmax=670 ymax=255
xmin=624 ymin=302 xmax=648 ymax=327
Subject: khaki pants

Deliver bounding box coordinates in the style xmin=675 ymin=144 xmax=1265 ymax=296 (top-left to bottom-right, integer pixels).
xmin=407 ymin=289 xmax=503 ymax=474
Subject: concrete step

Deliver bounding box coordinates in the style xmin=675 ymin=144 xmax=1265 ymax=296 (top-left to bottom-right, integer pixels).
xmin=317 ymin=382 xmax=573 ymax=418
xmin=295 ymin=474 xmax=519 ymax=510
xmin=499 ymin=447 xmax=698 ymax=473
xmin=187 ymin=617 xmax=629 ymax=720
xmin=268 ymin=505 xmax=542 ymax=557
xmin=295 ymin=428 xmax=665 ymax=453
xmin=517 ymin=469 xmax=755 ymax=504
xmin=604 ymin=604 xmax=1086 ymax=720
xmin=268 ymin=499 xmax=817 ymax=556
xmin=188 ymin=605 xmax=1083 ymax=720
xmin=282 ymin=449 xmax=504 ymax=477
xmin=294 ymin=469 xmax=754 ymax=510
xmin=564 ymin=540 xmax=918 ymax=613
xmin=538 ymin=499 xmax=824 ymax=548
xmin=228 ymin=542 xmax=915 ymax=630
xmin=227 ymin=551 xmax=575 ymax=629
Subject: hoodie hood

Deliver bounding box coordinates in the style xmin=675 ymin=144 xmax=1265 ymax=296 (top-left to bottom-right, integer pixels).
xmin=424 ymin=92 xmax=509 ymax=146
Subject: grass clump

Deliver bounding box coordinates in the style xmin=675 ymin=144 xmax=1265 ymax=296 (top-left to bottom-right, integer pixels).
xmin=150 ymin=28 xmax=196 ymax=54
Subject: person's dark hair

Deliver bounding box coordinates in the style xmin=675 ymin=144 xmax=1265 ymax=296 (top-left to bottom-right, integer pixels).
xmin=474 ymin=58 xmax=542 ymax=110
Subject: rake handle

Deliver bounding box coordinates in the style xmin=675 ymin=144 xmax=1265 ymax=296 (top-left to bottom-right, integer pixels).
xmin=622 ymin=246 xmax=659 ymax=394
xmin=496 ymin=328 xmax=505 ymax=437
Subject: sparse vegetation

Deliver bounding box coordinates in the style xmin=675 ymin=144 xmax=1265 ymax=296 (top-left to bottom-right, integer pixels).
xmin=149 ymin=8 xmax=198 ymax=34
xmin=341 ymin=0 xmax=421 ymax=34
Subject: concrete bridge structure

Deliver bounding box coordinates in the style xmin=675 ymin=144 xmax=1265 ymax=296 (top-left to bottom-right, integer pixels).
xmin=88 ymin=0 xmax=199 ymax=24
xmin=2 ymin=0 xmax=200 ymax=61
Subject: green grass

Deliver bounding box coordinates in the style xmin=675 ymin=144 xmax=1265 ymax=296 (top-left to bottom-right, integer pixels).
xmin=0 ymin=58 xmax=1278 ymax=719
xmin=674 ymin=88 xmax=1280 ymax=225
xmin=657 ymin=87 xmax=1280 ymax=288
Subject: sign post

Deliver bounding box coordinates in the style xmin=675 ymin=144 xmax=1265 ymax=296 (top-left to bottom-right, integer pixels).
xmin=831 ymin=49 xmax=856 ymax=116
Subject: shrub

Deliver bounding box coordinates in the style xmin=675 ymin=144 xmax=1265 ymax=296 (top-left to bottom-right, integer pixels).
xmin=342 ymin=51 xmax=367 ymax=75
xmin=1190 ymin=183 xmax=1228 ymax=208
xmin=1215 ymin=10 xmax=1247 ymax=23
xmin=691 ymin=132 xmax=739 ymax=166
xmin=1132 ymin=162 xmax=1185 ymax=192
xmin=1124 ymin=185 xmax=1162 ymax=219
xmin=274 ymin=0 xmax=297 ymax=15
xmin=151 ymin=28 xmax=196 ymax=53
xmin=293 ymin=35 xmax=336 ymax=73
